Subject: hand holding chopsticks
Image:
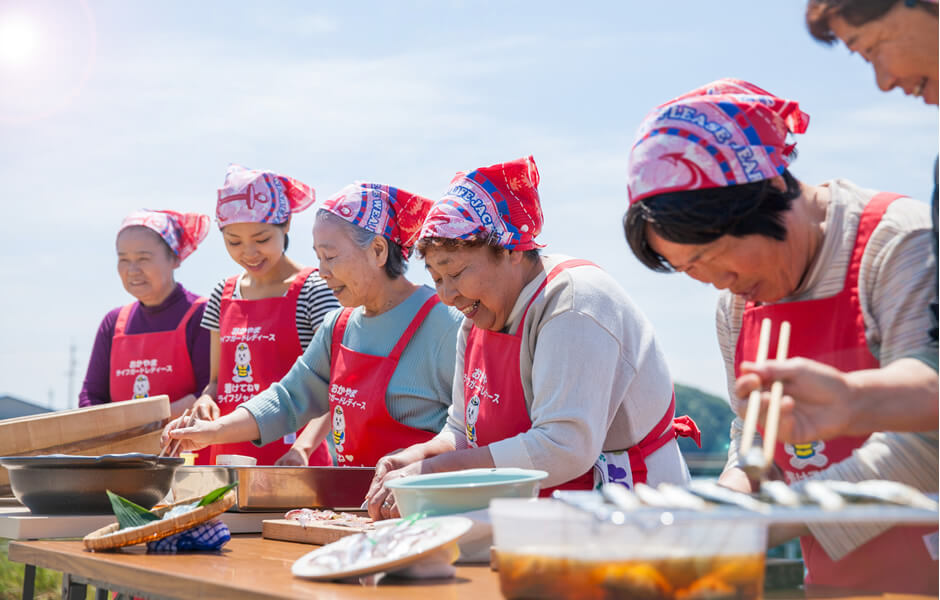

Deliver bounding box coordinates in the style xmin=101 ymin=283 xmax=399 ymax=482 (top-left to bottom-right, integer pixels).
xmin=159 ymin=408 xmax=196 ymax=458
xmin=737 ymin=318 xmax=791 ymax=483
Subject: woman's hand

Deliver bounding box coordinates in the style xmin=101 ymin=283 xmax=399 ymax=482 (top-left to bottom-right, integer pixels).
xmin=275 ymin=446 xmax=309 ymax=467
xmin=192 ymin=394 xmax=221 ymax=421
xmin=735 ymin=357 xmax=853 ymax=443
xmin=364 ymin=446 xmax=429 ymax=521
xmin=365 ymin=460 xmax=427 ymax=521
xmin=160 ymin=413 xmax=220 ymax=452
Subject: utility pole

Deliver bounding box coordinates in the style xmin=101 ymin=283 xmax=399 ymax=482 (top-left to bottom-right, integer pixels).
xmin=66 ymin=342 xmax=77 ymax=410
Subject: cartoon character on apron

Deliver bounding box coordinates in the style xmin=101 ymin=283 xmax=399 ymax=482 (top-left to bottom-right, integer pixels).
xmin=465 ymin=396 xmax=480 ymax=448
xmin=735 ymin=193 xmax=938 ymax=593
xmin=109 ymin=298 xmax=205 ymax=404
xmin=212 ymin=268 xmax=331 ymax=466
xmin=464 ymin=259 xmax=700 ymax=496
xmin=332 ymin=406 xmax=346 ymax=449
xmin=328 ymin=295 xmax=441 ymax=467
xmin=232 ymin=342 xmax=253 ymax=382
xmin=132 ymin=375 xmax=150 ymax=399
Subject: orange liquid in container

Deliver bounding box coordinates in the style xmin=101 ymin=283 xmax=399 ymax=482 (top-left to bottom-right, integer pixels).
xmin=496 ymin=551 xmax=765 ymax=600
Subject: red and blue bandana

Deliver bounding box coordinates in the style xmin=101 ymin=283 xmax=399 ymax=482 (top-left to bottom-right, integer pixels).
xmin=119 ymin=209 xmax=210 ymax=262
xmin=321 ymin=182 xmax=433 ymax=257
xmin=627 ymin=79 xmax=810 ymax=206
xmin=216 ymin=164 xmax=316 ymax=227
xmin=419 ymin=156 xmax=544 ymax=251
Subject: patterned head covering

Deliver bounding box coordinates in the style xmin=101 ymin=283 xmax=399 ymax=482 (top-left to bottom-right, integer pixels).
xmin=419 ymin=156 xmax=544 ymax=251
xmin=626 ymin=79 xmax=810 ymax=206
xmin=118 ymin=209 xmax=210 ymax=262
xmin=321 ymin=183 xmax=433 ymax=258
xmin=216 ymin=164 xmax=316 ymax=226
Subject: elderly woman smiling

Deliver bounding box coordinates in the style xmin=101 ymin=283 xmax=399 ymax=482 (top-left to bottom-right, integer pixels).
xmin=365 ymin=156 xmax=699 ymax=520
xmin=163 ymin=183 xmax=461 ymax=470
xmin=624 ymin=79 xmax=937 ymax=593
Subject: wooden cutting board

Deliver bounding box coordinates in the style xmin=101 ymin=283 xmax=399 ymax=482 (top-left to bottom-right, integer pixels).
xmin=262 ymin=517 xmax=373 ymax=546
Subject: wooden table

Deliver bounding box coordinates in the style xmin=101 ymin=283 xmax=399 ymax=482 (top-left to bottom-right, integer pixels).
xmin=8 ymin=535 xmax=934 ymax=600
xmin=10 ymin=535 xmax=503 ymax=600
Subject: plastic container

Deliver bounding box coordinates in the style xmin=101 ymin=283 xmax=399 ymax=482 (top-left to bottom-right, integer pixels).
xmin=490 ymin=497 xmax=768 ymax=600
xmin=215 ymin=454 xmax=257 ymax=466
xmin=385 ymin=468 xmax=547 ymax=517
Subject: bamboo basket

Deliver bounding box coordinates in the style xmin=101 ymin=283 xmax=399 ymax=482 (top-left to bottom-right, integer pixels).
xmin=83 ymin=490 xmax=236 ymax=551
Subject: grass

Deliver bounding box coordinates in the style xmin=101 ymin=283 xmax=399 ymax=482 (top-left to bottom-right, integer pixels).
xmin=0 ymin=539 xmax=95 ymax=600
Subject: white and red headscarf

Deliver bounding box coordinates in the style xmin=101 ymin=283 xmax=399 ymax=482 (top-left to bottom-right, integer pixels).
xmin=626 ymin=79 xmax=810 ymax=206
xmin=321 ymin=183 xmax=433 ymax=258
xmin=216 ymin=164 xmax=316 ymax=226
xmin=419 ymin=156 xmax=544 ymax=251
xmin=118 ymin=209 xmax=210 ymax=262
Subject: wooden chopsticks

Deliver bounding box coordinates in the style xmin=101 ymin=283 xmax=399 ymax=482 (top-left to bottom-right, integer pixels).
xmin=159 ymin=408 xmax=196 ymax=458
xmin=761 ymin=321 xmax=791 ymax=465
xmin=738 ymin=318 xmax=792 ymax=471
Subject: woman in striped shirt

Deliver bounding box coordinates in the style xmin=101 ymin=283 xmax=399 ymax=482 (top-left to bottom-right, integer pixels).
xmin=191 ymin=165 xmax=340 ymax=466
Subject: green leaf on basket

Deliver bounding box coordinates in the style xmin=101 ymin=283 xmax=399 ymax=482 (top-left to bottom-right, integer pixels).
xmin=106 ymin=490 xmax=161 ymax=529
xmin=197 ymin=481 xmax=238 ymax=507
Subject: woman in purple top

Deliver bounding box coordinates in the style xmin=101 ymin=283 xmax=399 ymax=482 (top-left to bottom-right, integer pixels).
xmin=79 ymin=209 xmax=212 ymax=417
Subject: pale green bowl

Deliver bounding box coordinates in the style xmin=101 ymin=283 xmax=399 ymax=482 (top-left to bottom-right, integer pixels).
xmin=385 ymin=468 xmax=548 ymax=517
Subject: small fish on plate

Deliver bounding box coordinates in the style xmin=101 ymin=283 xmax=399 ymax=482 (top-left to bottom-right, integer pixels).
xmin=284 ymin=508 xmax=373 ymax=529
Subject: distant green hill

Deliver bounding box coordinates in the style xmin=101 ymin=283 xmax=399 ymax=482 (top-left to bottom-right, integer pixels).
xmin=674 ymin=383 xmax=734 ymax=456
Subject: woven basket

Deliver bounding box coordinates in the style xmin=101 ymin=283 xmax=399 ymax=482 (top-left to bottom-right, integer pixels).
xmin=83 ymin=490 xmax=236 ymax=551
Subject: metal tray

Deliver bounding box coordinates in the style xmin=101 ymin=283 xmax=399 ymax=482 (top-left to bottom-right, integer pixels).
xmin=170 ymin=466 xmax=375 ymax=512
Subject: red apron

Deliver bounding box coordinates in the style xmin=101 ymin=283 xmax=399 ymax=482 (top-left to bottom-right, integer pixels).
xmin=735 ymin=193 xmax=938 ymax=593
xmin=213 ymin=267 xmax=331 ymax=466
xmin=109 ymin=298 xmax=205 ymax=403
xmin=465 ymin=259 xmax=699 ymax=496
xmin=327 ymin=295 xmax=440 ymax=467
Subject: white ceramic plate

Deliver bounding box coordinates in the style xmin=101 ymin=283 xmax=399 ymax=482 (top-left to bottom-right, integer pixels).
xmin=291 ymin=515 xmax=473 ymax=581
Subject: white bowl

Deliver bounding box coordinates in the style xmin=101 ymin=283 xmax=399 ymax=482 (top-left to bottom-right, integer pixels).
xmin=385 ymin=467 xmax=548 ymax=517
xmin=214 ymin=454 xmax=257 ymax=466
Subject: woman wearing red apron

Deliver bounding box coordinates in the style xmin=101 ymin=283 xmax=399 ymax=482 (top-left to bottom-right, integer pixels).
xmin=163 ymin=182 xmax=460 ymax=479
xmin=192 ymin=165 xmax=339 ymax=466
xmin=80 ymin=209 xmax=211 ymax=418
xmin=625 ymin=79 xmax=938 ymax=593
xmin=365 ymin=156 xmax=699 ymax=520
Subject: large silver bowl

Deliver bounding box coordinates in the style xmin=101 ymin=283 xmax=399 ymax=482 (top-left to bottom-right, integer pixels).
xmin=0 ymin=453 xmax=184 ymax=514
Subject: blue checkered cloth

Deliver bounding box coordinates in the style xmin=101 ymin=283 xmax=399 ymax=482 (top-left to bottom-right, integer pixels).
xmin=146 ymin=519 xmax=231 ymax=554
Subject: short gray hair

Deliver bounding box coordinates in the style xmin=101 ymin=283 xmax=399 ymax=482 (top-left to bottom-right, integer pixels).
xmin=315 ymin=209 xmax=407 ymax=278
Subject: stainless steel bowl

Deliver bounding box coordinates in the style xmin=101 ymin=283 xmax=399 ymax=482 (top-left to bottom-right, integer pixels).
xmin=0 ymin=453 xmax=184 ymax=514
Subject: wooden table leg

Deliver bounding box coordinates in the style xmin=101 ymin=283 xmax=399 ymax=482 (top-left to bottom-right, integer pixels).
xmin=21 ymin=563 xmax=35 ymax=600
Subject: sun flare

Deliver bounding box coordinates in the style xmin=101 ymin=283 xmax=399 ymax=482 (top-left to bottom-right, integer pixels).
xmin=0 ymin=15 xmax=39 ymax=67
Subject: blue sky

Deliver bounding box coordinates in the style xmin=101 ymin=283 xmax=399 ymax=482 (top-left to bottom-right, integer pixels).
xmin=0 ymin=1 xmax=936 ymax=409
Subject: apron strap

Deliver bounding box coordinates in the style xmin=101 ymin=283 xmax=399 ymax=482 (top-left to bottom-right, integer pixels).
xmin=387 ymin=295 xmax=440 ymax=361
xmin=174 ymin=297 xmax=207 ymax=333
xmin=627 ymin=391 xmax=702 ymax=485
xmin=330 ymin=308 xmax=355 ymax=366
xmin=286 ymin=267 xmax=316 ymax=302
xmin=113 ymin=302 xmax=136 ymax=336
xmin=515 ymin=259 xmax=600 ymax=336
xmin=844 ymin=193 xmax=903 ymax=292
xmin=221 ymin=274 xmax=240 ymax=300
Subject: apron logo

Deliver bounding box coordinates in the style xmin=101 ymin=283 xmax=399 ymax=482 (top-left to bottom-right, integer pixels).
xmin=466 ymin=396 xmax=480 ymax=448
xmin=785 ymin=441 xmax=829 ymax=470
xmin=332 ymin=406 xmax=347 ymax=461
xmin=232 ymin=342 xmax=254 ymax=383
xmin=133 ymin=374 xmax=150 ymax=399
